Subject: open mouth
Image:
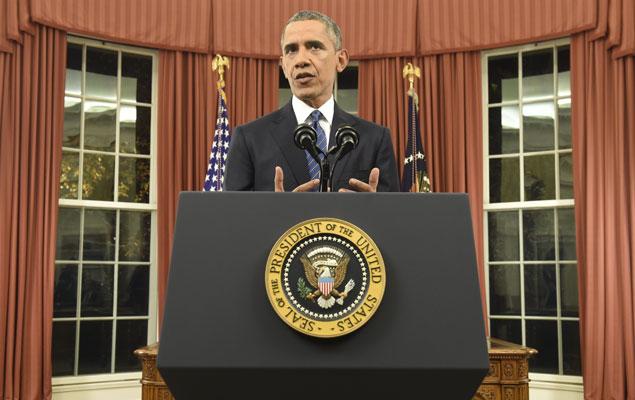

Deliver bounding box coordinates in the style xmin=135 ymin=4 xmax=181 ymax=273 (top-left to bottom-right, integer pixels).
xmin=294 ymin=72 xmax=315 ymax=84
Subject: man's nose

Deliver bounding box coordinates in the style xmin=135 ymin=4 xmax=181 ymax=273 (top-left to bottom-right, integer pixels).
xmin=294 ymin=47 xmax=311 ymax=69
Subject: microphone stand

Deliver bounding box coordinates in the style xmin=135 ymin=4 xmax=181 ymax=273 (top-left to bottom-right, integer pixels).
xmin=320 ymin=156 xmax=331 ymax=192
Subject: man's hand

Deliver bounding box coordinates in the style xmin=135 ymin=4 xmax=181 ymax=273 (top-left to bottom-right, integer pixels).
xmin=339 ymin=167 xmax=380 ymax=192
xmin=274 ymin=166 xmax=319 ymax=192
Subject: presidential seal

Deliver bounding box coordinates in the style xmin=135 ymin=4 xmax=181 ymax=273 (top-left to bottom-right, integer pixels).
xmin=265 ymin=218 xmax=386 ymax=338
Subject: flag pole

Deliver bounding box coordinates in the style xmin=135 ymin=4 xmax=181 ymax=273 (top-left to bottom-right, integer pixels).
xmin=203 ymin=55 xmax=232 ymax=191
xmin=401 ymin=63 xmax=431 ymax=192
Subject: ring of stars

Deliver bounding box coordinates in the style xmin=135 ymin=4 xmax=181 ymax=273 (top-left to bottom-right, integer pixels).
xmin=283 ymin=235 xmax=368 ymax=320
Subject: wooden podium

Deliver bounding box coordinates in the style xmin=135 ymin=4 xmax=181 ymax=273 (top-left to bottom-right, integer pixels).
xmin=135 ymin=338 xmax=536 ymax=400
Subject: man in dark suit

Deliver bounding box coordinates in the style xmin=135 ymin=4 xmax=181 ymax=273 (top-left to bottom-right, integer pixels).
xmin=225 ymin=10 xmax=399 ymax=192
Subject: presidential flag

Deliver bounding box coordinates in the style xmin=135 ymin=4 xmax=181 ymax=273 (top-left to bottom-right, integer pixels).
xmin=203 ymin=89 xmax=231 ymax=191
xmin=401 ymin=63 xmax=431 ymax=193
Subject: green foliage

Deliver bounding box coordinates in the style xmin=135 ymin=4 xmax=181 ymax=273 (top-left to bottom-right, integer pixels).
xmin=297 ymin=277 xmax=312 ymax=298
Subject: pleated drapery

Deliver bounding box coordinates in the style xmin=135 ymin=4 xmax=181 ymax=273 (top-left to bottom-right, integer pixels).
xmin=571 ymin=32 xmax=635 ymax=400
xmin=0 ymin=26 xmax=66 ymax=400
xmin=30 ymin=0 xmax=212 ymax=53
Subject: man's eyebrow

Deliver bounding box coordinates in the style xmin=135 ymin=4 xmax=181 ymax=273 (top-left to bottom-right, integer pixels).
xmin=283 ymin=43 xmax=298 ymax=53
xmin=305 ymin=40 xmax=326 ymax=49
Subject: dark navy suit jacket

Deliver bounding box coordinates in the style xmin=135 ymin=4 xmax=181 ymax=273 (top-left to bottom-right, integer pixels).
xmin=224 ymin=101 xmax=400 ymax=192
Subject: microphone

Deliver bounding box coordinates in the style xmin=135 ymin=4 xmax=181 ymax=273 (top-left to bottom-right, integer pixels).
xmin=327 ymin=125 xmax=359 ymax=191
xmin=332 ymin=125 xmax=359 ymax=161
xmin=293 ymin=123 xmax=320 ymax=160
xmin=294 ymin=123 xmax=329 ymax=192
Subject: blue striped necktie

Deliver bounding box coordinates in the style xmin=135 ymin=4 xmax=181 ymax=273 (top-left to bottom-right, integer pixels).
xmin=305 ymin=110 xmax=327 ymax=182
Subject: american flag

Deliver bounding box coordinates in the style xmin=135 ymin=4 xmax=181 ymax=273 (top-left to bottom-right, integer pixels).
xmin=401 ymin=88 xmax=431 ymax=192
xmin=204 ymin=90 xmax=231 ymax=191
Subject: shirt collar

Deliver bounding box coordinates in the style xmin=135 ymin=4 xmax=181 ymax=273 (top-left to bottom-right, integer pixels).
xmin=291 ymin=95 xmax=335 ymax=126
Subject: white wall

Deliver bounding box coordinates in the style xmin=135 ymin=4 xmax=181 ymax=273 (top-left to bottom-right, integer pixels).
xmin=53 ymin=380 xmax=140 ymax=400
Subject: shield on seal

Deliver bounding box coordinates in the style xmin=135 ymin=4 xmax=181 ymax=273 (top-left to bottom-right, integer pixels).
xmin=318 ymin=276 xmax=334 ymax=297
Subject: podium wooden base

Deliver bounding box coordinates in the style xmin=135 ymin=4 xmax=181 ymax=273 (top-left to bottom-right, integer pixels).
xmin=135 ymin=338 xmax=535 ymax=400
xmin=473 ymin=338 xmax=538 ymax=400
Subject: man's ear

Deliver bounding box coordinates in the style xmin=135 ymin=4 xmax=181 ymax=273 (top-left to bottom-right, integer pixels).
xmin=336 ymin=49 xmax=349 ymax=73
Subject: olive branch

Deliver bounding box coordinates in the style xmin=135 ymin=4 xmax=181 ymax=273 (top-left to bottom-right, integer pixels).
xmin=297 ymin=277 xmax=313 ymax=298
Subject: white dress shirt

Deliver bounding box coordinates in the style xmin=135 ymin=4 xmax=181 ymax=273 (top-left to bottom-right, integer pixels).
xmin=291 ymin=95 xmax=335 ymax=148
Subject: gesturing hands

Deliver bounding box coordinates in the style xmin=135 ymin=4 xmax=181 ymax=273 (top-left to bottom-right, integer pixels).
xmin=339 ymin=167 xmax=379 ymax=192
xmin=273 ymin=166 xmax=380 ymax=192
xmin=274 ymin=166 xmax=319 ymax=192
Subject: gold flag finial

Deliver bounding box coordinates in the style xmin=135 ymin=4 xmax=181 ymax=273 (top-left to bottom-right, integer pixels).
xmin=212 ymin=54 xmax=230 ymax=92
xmin=402 ymin=62 xmax=421 ymax=107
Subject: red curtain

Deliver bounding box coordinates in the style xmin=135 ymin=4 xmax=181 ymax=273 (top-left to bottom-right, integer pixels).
xmin=157 ymin=54 xmax=278 ymax=325
xmin=211 ymin=0 xmax=417 ymax=59
xmin=572 ymin=32 xmax=635 ymax=400
xmin=358 ymin=54 xmax=486 ymax=328
xmin=30 ymin=0 xmax=212 ymax=53
xmin=417 ymin=0 xmax=596 ymax=55
xmin=0 ymin=26 xmax=66 ymax=400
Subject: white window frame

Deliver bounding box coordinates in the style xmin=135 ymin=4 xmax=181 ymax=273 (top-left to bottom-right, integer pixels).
xmin=481 ymin=38 xmax=583 ymax=387
xmin=53 ymin=36 xmax=159 ymax=390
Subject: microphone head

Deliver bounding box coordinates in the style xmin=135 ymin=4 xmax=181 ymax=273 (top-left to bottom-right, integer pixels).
xmin=293 ymin=123 xmax=318 ymax=150
xmin=335 ymin=125 xmax=359 ymax=149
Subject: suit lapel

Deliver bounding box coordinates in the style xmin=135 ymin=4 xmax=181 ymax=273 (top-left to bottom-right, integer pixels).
xmin=270 ymin=102 xmax=310 ymax=186
xmin=330 ymin=103 xmax=358 ymax=186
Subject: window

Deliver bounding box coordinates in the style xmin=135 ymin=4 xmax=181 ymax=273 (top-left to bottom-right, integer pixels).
xmin=278 ymin=62 xmax=359 ymax=114
xmin=483 ymin=41 xmax=581 ymax=379
xmin=53 ymin=38 xmax=157 ymax=382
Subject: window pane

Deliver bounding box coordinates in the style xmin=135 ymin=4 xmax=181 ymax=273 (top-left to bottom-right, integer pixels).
xmin=118 ymin=157 xmax=150 ymax=203
xmin=523 ymin=209 xmax=555 ymax=261
xmin=489 ymin=106 xmax=519 ymax=155
xmin=489 ymin=158 xmax=520 ymax=202
xmin=56 ymin=207 xmax=81 ymax=260
xmin=78 ymin=320 xmax=112 ymax=374
xmin=84 ymin=101 xmax=116 ymax=152
xmin=86 ymin=47 xmax=117 ymax=100
xmin=52 ymin=321 xmax=76 ymax=376
xmin=560 ymin=264 xmax=579 ymax=317
xmin=81 ymin=265 xmax=114 ymax=317
xmin=279 ymin=69 xmax=292 ymax=108
xmin=557 ymin=46 xmax=571 ymax=97
xmin=562 ymin=321 xmax=582 ymax=375
xmin=559 ymin=153 xmax=573 ymax=199
xmin=337 ymin=67 xmax=358 ymax=112
xmin=83 ymin=209 xmax=116 ymax=261
xmin=115 ymin=320 xmax=147 ymax=372
xmin=60 ymin=151 xmax=79 ymax=199
xmin=558 ymin=208 xmax=576 ymax=260
xmin=489 ymin=264 xmax=521 ymax=315
xmin=82 ymin=153 xmax=115 ymax=201
xmin=526 ymin=320 xmax=558 ymax=373
xmin=119 ymin=211 xmax=151 ymax=261
xmin=558 ymin=98 xmax=571 ymax=149
xmin=54 ymin=264 xmax=78 ymax=318
xmin=118 ymin=265 xmax=149 ymax=316
xmin=524 ymin=154 xmax=555 ymax=201
xmin=488 ymin=54 xmax=518 ymax=103
xmin=490 ymin=319 xmax=522 ymax=344
xmin=524 ymin=264 xmax=557 ymax=316
xmin=120 ymin=105 xmax=151 ymax=154
xmin=65 ymin=43 xmax=82 ymax=96
xmin=122 ymin=53 xmax=152 ymax=104
xmin=63 ymin=97 xmax=81 ymax=148
xmin=523 ymin=101 xmax=555 ymax=151
xmin=488 ymin=211 xmax=519 ymax=261
xmin=522 ymin=49 xmax=554 ymax=100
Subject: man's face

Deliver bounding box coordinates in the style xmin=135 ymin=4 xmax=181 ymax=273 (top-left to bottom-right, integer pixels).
xmin=280 ymin=20 xmax=349 ymax=108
